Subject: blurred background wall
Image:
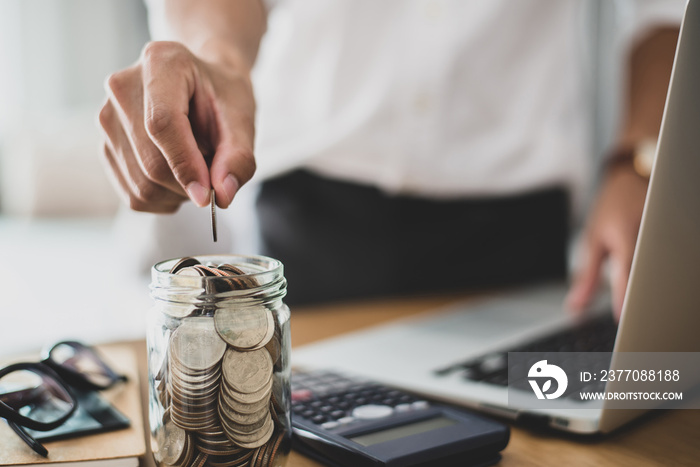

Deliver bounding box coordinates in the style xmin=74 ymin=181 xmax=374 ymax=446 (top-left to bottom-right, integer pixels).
xmin=0 ymin=0 xmax=152 ymax=353
xmin=0 ymin=0 xmax=149 ymax=216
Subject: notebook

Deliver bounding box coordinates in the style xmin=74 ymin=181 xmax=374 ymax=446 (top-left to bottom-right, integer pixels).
xmin=0 ymin=344 xmax=145 ymax=466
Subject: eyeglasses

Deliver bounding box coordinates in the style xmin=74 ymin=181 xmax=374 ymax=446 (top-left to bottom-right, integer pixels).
xmin=0 ymin=341 xmax=127 ymax=457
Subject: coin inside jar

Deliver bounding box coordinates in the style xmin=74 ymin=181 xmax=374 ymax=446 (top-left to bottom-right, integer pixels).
xmin=214 ymin=305 xmax=274 ymax=350
xmin=169 ymin=256 xmax=202 ymax=274
xmin=221 ymin=348 xmax=273 ymax=394
xmin=170 ymin=317 xmax=227 ymax=372
xmin=158 ymin=409 xmax=192 ymax=465
xmin=225 ymin=415 xmax=274 ymax=449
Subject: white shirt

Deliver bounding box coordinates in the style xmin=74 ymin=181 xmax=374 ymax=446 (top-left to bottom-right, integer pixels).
xmin=135 ymin=0 xmax=685 ymax=266
xmin=249 ymin=0 xmax=685 ymax=203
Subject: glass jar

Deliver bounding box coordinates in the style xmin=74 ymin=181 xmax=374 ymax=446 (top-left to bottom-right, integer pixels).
xmin=147 ymin=255 xmax=291 ymax=467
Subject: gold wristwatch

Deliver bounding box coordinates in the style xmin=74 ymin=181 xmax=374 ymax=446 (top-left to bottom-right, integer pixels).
xmin=607 ymin=138 xmax=657 ymax=179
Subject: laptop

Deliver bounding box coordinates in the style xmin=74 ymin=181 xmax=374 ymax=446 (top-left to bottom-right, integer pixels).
xmin=292 ymin=0 xmax=700 ymax=434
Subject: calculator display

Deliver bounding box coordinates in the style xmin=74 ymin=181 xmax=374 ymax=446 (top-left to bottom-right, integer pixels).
xmin=349 ymin=416 xmax=457 ymax=447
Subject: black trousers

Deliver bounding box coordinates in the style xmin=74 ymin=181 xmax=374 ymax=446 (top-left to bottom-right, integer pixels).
xmin=257 ymin=170 xmax=570 ymax=306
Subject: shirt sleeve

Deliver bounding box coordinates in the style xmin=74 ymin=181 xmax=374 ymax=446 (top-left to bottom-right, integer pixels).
xmin=144 ymin=0 xmax=279 ymax=41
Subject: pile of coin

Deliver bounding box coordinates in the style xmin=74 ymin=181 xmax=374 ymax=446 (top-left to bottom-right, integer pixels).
xmin=153 ymin=257 xmax=287 ymax=467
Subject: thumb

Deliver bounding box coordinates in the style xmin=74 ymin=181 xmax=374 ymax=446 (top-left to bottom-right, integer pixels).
xmin=210 ymin=125 xmax=256 ymax=209
xmin=566 ymin=239 xmax=605 ymax=314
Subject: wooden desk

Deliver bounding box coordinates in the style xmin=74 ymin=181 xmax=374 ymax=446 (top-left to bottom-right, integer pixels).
xmin=129 ymin=295 xmax=700 ymax=467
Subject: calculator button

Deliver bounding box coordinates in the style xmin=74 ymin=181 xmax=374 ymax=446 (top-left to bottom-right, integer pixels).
xmin=321 ymin=421 xmax=340 ymax=430
xmin=394 ymin=403 xmax=412 ymax=412
xmin=411 ymin=400 xmax=430 ymax=410
xmin=338 ymin=416 xmax=356 ymax=425
xmin=311 ymin=415 xmax=327 ymax=424
xmin=330 ymin=410 xmax=346 ymax=420
xmin=352 ymin=404 xmax=394 ymax=420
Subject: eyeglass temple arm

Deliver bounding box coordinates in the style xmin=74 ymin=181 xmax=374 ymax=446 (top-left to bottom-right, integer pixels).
xmin=8 ymin=419 xmax=48 ymax=458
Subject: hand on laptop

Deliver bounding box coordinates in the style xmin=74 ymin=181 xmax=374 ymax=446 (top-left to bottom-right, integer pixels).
xmin=566 ymin=163 xmax=649 ymax=319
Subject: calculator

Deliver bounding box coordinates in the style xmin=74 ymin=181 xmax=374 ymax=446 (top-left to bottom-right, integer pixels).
xmin=291 ymin=370 xmax=510 ymax=467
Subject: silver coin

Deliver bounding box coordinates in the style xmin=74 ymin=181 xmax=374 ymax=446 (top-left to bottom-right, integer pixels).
xmin=169 ymin=373 xmax=221 ymax=394
xmin=219 ymin=401 xmax=269 ymax=427
xmin=195 ymin=434 xmax=244 ymax=456
xmin=225 ymin=414 xmax=274 ymax=449
xmin=168 ymin=362 xmax=221 ymax=384
xmin=248 ymin=310 xmax=276 ymax=351
xmin=175 ymin=265 xmax=207 ymax=277
xmin=169 ymin=257 xmax=201 ymax=274
xmin=171 ymin=414 xmax=219 ymax=430
xmin=219 ymin=388 xmax=271 ymax=414
xmin=221 ymin=348 xmax=273 ymax=394
xmin=221 ymin=373 xmax=273 ymax=404
xmin=215 ymin=305 xmax=273 ymax=350
xmin=168 ymin=357 xmax=221 ymax=379
xmin=220 ymin=409 xmax=269 ymax=436
xmin=264 ymin=333 xmax=281 ymax=366
xmin=158 ymin=410 xmax=188 ymax=465
xmin=170 ymin=317 xmax=227 ymax=372
xmin=211 ymin=189 xmax=217 ymax=242
xmin=169 ymin=386 xmax=218 ymax=407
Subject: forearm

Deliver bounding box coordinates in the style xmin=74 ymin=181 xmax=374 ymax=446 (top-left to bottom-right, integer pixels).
xmin=617 ymin=26 xmax=680 ymax=148
xmin=162 ymin=0 xmax=267 ymax=72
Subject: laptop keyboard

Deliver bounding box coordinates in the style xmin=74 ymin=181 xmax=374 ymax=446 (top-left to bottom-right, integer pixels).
xmin=435 ymin=313 xmax=617 ymax=400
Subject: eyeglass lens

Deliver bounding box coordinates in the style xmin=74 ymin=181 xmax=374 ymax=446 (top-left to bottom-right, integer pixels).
xmin=0 ymin=369 xmax=74 ymax=424
xmin=48 ymin=342 xmax=116 ymax=388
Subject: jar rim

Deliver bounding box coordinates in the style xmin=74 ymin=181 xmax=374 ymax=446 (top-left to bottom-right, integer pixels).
xmin=150 ymin=254 xmax=286 ymax=305
xmin=151 ymin=254 xmax=284 ymax=289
